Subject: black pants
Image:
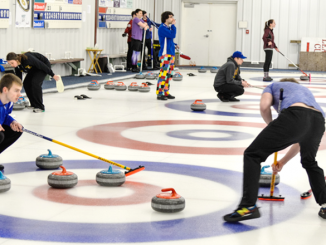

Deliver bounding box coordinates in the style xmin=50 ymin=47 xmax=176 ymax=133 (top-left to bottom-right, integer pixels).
xmin=0 ymin=125 xmax=22 ymax=154
xmin=127 ymin=42 xmax=132 ymax=69
xmin=24 ymin=70 xmax=47 ymax=110
xmin=239 ymin=107 xmax=326 ymax=208
xmin=264 ymin=50 xmax=273 ymax=72
xmin=214 ymin=84 xmax=244 ymax=99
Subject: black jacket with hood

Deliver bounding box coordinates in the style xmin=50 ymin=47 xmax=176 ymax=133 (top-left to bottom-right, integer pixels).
xmin=213 ymin=56 xmax=243 ymax=88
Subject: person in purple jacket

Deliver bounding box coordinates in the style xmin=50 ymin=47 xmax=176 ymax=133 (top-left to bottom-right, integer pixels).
xmin=262 ymin=19 xmax=279 ymax=81
xmin=0 ymin=74 xmax=23 ymax=171
xmin=156 ymin=11 xmax=179 ymax=100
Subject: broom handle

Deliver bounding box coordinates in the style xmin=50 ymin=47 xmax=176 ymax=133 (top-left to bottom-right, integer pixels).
xmin=270 ymin=152 xmax=278 ymax=196
xmin=278 ymin=51 xmax=308 ymax=76
xmin=22 ymin=128 xmax=130 ymax=170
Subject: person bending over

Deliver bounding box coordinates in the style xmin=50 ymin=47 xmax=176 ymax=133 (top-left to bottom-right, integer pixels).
xmin=223 ymin=78 xmax=326 ymax=222
xmin=213 ymin=51 xmax=250 ymax=102
xmin=0 ymin=74 xmax=24 ymax=171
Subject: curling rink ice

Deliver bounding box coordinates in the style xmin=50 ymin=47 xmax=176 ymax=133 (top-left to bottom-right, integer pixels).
xmin=2 ymin=69 xmax=326 ymax=245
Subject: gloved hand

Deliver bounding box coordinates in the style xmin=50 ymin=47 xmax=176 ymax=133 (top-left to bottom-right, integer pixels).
xmin=122 ymin=33 xmax=127 ymax=37
xmin=0 ymin=65 xmax=5 ymax=72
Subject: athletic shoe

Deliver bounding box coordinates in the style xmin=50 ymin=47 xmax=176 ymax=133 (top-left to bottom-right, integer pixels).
xmin=157 ymin=95 xmax=168 ymax=100
xmin=229 ymin=97 xmax=240 ymax=102
xmin=217 ymin=94 xmax=229 ymax=102
xmin=223 ymin=206 xmax=260 ymax=222
xmin=0 ymin=165 xmax=3 ymax=171
xmin=263 ymin=77 xmax=273 ymax=81
xmin=166 ymin=94 xmax=175 ymax=99
xmin=319 ymin=207 xmax=326 ymax=219
xmin=33 ymin=108 xmax=45 ymax=113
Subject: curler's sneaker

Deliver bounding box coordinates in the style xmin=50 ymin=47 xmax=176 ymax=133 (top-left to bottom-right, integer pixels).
xmin=223 ymin=205 xmax=260 ymax=222
xmin=319 ymin=207 xmax=326 ymax=219
xmin=33 ymin=108 xmax=45 ymax=113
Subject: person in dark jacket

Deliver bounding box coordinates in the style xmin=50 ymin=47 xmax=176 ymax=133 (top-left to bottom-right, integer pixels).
xmin=262 ymin=19 xmax=279 ymax=81
xmin=0 ymin=74 xmax=23 ymax=171
xmin=6 ymin=52 xmax=60 ymax=113
xmin=213 ymin=51 xmax=250 ymax=102
xmin=123 ymin=11 xmax=136 ymax=71
xmin=142 ymin=11 xmax=154 ymax=69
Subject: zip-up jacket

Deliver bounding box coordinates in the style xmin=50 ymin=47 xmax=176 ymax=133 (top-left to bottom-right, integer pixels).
xmin=0 ymin=100 xmax=14 ymax=126
xmin=124 ymin=19 xmax=132 ymax=43
xmin=158 ymin=24 xmax=176 ymax=57
xmin=143 ymin=18 xmax=152 ymax=40
xmin=262 ymin=28 xmax=277 ymax=49
xmin=214 ymin=56 xmax=243 ymax=88
xmin=14 ymin=52 xmax=54 ymax=80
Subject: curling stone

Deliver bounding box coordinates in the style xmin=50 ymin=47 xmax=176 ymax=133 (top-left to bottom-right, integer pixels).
xmin=36 ymin=149 xmax=63 ymax=170
xmin=128 ymin=82 xmax=139 ymax=91
xmin=135 ymin=72 xmax=146 ymax=79
xmin=191 ymin=100 xmax=206 ymax=111
xmin=151 ymin=188 xmax=185 ymax=213
xmin=146 ymin=73 xmax=156 ymax=80
xmin=48 ymin=166 xmax=78 ymax=189
xmin=115 ymin=82 xmax=127 ymax=91
xmin=139 ymin=82 xmax=150 ymax=92
xmin=210 ymin=67 xmax=218 ymax=73
xmin=300 ymin=75 xmax=309 ymax=81
xmin=96 ymin=166 xmax=125 ymax=187
xmin=13 ymin=100 xmax=25 ymax=110
xmin=259 ymin=165 xmax=280 ymax=187
xmin=104 ymin=81 xmax=115 ymax=90
xmin=87 ymin=80 xmax=100 ymax=90
xmin=198 ymin=67 xmax=207 ymax=73
xmin=0 ymin=171 xmax=11 ymax=193
xmin=173 ymin=72 xmax=183 ymax=81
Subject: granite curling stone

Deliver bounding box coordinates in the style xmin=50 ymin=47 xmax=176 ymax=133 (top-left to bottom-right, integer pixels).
xmin=87 ymin=80 xmax=100 ymax=90
xmin=0 ymin=171 xmax=11 ymax=193
xmin=104 ymin=81 xmax=115 ymax=90
xmin=115 ymin=82 xmax=127 ymax=91
xmin=151 ymin=188 xmax=185 ymax=213
xmin=96 ymin=166 xmax=125 ymax=186
xmin=48 ymin=166 xmax=78 ymax=189
xmin=13 ymin=100 xmax=25 ymax=110
xmin=173 ymin=72 xmax=183 ymax=81
xmin=128 ymin=82 xmax=139 ymax=91
xmin=190 ymin=100 xmax=206 ymax=111
xmin=135 ymin=72 xmax=146 ymax=79
xmin=259 ymin=165 xmax=280 ymax=187
xmin=210 ymin=67 xmax=218 ymax=73
xmin=146 ymin=72 xmax=156 ymax=80
xmin=139 ymin=82 xmax=150 ymax=92
xmin=198 ymin=67 xmax=207 ymax=73
xmin=36 ymin=149 xmax=63 ymax=170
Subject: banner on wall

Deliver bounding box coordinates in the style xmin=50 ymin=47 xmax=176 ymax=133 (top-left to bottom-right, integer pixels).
xmin=16 ymin=0 xmax=32 ymax=28
xmin=98 ymin=6 xmax=131 ymax=28
xmin=127 ymin=0 xmax=132 ymax=9
xmin=301 ymin=37 xmax=326 ymax=52
xmin=113 ymin=0 xmax=120 ymax=8
xmin=99 ymin=0 xmax=113 ymax=8
xmin=0 ymin=0 xmax=10 ymax=29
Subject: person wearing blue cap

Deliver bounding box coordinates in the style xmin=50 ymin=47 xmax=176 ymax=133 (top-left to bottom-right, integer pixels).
xmin=213 ymin=51 xmax=250 ymax=102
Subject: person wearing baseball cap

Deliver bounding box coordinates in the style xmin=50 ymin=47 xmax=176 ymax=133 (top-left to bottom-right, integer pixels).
xmin=213 ymin=51 xmax=250 ymax=102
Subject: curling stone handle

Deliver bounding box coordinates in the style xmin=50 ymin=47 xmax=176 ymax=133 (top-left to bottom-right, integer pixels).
xmin=117 ymin=82 xmax=124 ymax=85
xmin=194 ymin=100 xmax=202 ymax=103
xmin=161 ymin=188 xmax=178 ymax=197
xmin=92 ymin=80 xmax=98 ymax=82
xmin=47 ymin=149 xmax=53 ymax=157
xmin=142 ymin=83 xmax=148 ymax=87
xmin=60 ymin=165 xmax=67 ymax=174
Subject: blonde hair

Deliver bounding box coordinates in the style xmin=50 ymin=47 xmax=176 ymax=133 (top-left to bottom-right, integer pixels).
xmin=280 ymin=78 xmax=299 ymax=84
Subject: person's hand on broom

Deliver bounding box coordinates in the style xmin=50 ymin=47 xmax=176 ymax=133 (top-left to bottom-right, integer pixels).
xmin=271 ymin=160 xmax=285 ymax=173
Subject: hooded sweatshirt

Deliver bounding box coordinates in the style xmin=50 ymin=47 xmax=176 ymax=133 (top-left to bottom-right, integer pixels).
xmin=213 ymin=56 xmax=243 ymax=88
xmin=0 ymin=100 xmax=14 ymax=126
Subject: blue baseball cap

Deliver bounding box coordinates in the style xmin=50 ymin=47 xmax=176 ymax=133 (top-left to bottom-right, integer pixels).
xmin=232 ymin=51 xmax=247 ymax=59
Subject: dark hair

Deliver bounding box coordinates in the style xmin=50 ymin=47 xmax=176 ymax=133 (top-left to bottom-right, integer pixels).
xmin=142 ymin=10 xmax=147 ymax=15
xmin=161 ymin=11 xmax=174 ymax=23
xmin=264 ymin=19 xmax=274 ymax=30
xmin=6 ymin=52 xmax=28 ymax=63
xmin=131 ymin=11 xmax=135 ymax=17
xmin=135 ymin=9 xmax=142 ymax=14
xmin=0 ymin=74 xmax=23 ymax=93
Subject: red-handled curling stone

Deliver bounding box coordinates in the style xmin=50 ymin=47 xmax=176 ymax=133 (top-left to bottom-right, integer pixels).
xmin=115 ymin=81 xmax=127 ymax=91
xmin=151 ymin=188 xmax=185 ymax=213
xmin=139 ymin=82 xmax=150 ymax=92
xmin=48 ymin=166 xmax=78 ymax=189
xmin=191 ymin=100 xmax=206 ymax=111
xmin=104 ymin=81 xmax=115 ymax=90
xmin=128 ymin=82 xmax=139 ymax=91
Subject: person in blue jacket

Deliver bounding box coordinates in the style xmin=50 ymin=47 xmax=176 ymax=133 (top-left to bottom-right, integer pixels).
xmin=0 ymin=74 xmax=23 ymax=171
xmin=156 ymin=11 xmax=179 ymax=100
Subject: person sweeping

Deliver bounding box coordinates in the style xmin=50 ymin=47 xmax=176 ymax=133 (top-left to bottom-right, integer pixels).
xmin=223 ymin=78 xmax=326 ymax=222
xmin=6 ymin=52 xmax=60 ymax=113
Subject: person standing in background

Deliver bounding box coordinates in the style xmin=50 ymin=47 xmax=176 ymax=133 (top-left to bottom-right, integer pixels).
xmin=262 ymin=19 xmax=279 ymax=82
xmin=123 ymin=11 xmax=136 ymax=71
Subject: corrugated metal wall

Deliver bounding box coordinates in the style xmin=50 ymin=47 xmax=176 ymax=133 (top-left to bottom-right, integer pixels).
xmin=0 ymin=0 xmax=95 ymax=76
xmin=2 ymin=0 xmax=326 ymax=71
